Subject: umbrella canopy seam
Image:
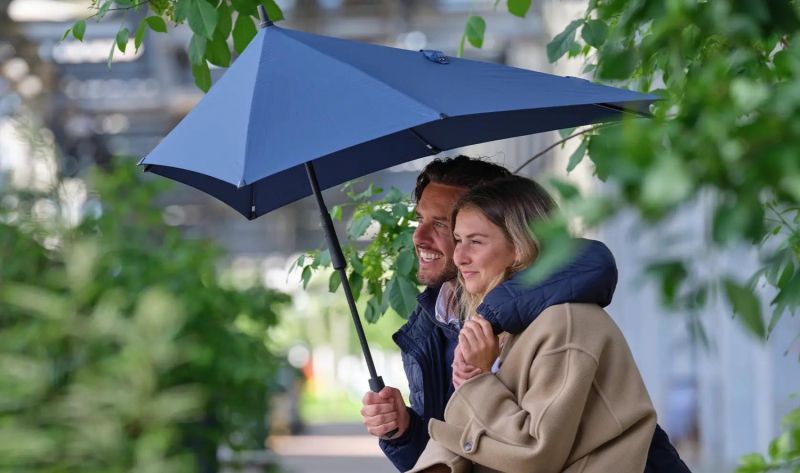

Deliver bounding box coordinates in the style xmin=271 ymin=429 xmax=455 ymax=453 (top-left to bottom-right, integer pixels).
xmin=275 ymin=27 xmax=445 ymax=121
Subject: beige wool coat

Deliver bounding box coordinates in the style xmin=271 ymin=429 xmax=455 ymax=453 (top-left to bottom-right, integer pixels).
xmin=408 ymin=303 xmax=656 ymax=473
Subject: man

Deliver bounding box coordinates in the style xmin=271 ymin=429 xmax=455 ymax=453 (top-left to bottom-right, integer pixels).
xmin=361 ymin=156 xmax=690 ymax=473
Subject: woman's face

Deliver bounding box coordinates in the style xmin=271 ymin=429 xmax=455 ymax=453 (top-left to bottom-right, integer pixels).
xmin=453 ymin=207 xmax=518 ymax=296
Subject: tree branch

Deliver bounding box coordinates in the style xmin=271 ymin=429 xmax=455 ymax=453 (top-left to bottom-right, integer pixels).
xmin=513 ymin=123 xmax=613 ymax=174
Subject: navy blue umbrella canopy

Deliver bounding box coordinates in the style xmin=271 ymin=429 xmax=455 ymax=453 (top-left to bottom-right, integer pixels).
xmin=140 ymin=24 xmax=655 ymax=220
xmin=139 ymin=14 xmax=655 ymax=411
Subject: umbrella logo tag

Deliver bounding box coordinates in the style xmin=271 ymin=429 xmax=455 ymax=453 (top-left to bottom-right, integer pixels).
xmin=421 ymin=50 xmax=449 ymax=64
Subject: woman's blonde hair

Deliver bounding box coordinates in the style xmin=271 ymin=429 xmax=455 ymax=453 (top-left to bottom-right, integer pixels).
xmin=448 ymin=175 xmax=557 ymax=322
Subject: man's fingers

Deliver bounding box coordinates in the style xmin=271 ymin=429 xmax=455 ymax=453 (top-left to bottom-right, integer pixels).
xmin=362 ymin=411 xmax=399 ymax=427
xmin=365 ymin=419 xmax=398 ymax=438
xmin=360 ymin=402 xmax=396 ymax=418
xmin=362 ymin=391 xmax=382 ymax=405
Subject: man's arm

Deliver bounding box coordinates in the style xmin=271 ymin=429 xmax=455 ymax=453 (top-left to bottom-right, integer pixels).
xmin=362 ymin=387 xmax=429 ymax=472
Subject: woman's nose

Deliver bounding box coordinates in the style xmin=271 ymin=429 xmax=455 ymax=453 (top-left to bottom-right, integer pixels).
xmin=454 ymin=244 xmax=468 ymax=266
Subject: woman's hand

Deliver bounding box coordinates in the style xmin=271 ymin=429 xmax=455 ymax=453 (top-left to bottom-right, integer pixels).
xmin=458 ymin=316 xmax=499 ymax=373
xmin=452 ymin=344 xmax=483 ymax=389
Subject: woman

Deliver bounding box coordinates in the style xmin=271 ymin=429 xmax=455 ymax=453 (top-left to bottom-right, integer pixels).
xmin=409 ymin=176 xmax=656 ymax=473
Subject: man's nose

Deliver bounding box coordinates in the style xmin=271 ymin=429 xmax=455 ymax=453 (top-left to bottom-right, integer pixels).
xmin=412 ymin=222 xmax=431 ymax=246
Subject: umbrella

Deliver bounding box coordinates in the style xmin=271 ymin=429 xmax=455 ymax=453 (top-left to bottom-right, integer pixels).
xmin=139 ymin=6 xmax=656 ymax=416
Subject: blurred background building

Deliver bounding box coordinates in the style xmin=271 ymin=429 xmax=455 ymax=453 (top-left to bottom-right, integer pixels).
xmin=1 ymin=1 xmax=798 ymax=472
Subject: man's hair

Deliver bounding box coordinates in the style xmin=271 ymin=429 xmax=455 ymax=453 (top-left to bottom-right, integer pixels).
xmin=413 ymin=155 xmax=512 ymax=202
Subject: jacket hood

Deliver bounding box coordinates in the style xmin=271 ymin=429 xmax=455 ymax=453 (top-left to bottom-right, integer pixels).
xmin=477 ymin=238 xmax=617 ymax=334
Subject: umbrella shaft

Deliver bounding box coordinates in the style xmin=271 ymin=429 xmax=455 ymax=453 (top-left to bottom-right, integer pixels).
xmin=304 ymin=162 xmax=381 ymax=384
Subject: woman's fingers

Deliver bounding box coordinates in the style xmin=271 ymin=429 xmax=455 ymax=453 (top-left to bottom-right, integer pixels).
xmin=473 ymin=316 xmax=494 ymax=339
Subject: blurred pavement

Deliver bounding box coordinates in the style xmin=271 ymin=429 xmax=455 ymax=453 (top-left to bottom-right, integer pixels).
xmin=269 ymin=423 xmax=396 ymax=473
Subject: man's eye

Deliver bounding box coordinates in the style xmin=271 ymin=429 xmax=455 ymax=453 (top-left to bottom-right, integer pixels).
xmin=433 ymin=221 xmax=447 ymax=228
xmin=471 ymin=240 xmax=482 ymax=245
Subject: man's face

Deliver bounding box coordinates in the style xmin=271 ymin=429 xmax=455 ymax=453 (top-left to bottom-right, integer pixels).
xmin=412 ymin=182 xmax=467 ymax=287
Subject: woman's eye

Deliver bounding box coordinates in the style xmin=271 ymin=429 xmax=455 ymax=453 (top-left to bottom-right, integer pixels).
xmin=471 ymin=240 xmax=482 ymax=245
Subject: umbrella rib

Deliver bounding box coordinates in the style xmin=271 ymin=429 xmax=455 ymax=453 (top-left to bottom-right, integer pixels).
xmin=409 ymin=128 xmax=441 ymax=153
xmin=593 ymin=102 xmax=652 ymax=118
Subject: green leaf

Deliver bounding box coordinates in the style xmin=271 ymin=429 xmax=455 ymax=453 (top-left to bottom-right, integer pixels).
xmin=232 ymin=14 xmax=257 ymax=54
xmin=641 ymin=156 xmax=692 ymax=210
xmin=348 ymin=215 xmax=371 ymax=239
xmin=523 ymin=221 xmax=577 ymax=284
xmin=558 ymin=127 xmax=576 ymax=139
xmin=188 ymin=34 xmax=207 ymax=66
xmin=62 ymin=27 xmax=72 ymax=41
xmin=547 ymin=178 xmax=580 ymax=201
xmin=387 ymin=275 xmax=419 ymax=318
xmin=566 ymin=138 xmax=589 ymax=172
xmin=372 ymin=210 xmax=395 ymax=227
xmin=96 ymin=0 xmax=112 ymax=19
xmin=174 ymin=0 xmax=192 ymax=22
xmin=188 ymin=0 xmax=218 ymax=39
xmin=318 ymin=250 xmax=331 ymax=266
xmin=206 ymin=31 xmax=231 ymax=67
xmin=116 ymin=28 xmax=129 ymax=53
xmin=146 ymin=16 xmax=168 ymax=33
xmin=232 ymin=0 xmax=257 ymax=15
xmin=348 ymin=253 xmax=364 ymax=273
xmin=348 ymin=271 xmax=363 ymax=301
xmin=364 ymin=297 xmax=381 ymax=323
xmin=216 ymin=2 xmax=232 ymax=38
xmin=396 ymin=250 xmax=415 ymax=276
xmin=581 ymin=19 xmax=608 ymax=48
xmin=547 ymin=19 xmax=582 ymax=63
xmin=260 ymin=0 xmax=285 ymax=21
xmin=507 ymin=0 xmax=531 ymax=17
xmin=330 ymin=205 xmax=342 ymax=222
xmin=465 ymin=16 xmax=486 ymax=49
xmin=597 ymin=43 xmax=636 ymax=80
xmin=301 ymin=265 xmax=312 ymax=289
xmin=723 ymin=279 xmax=765 ymax=340
xmin=135 ymin=21 xmax=147 ymax=52
xmin=73 ymin=20 xmax=86 ymax=41
xmin=191 ymin=62 xmax=212 ymax=92
xmin=328 ymin=271 xmax=341 ymax=293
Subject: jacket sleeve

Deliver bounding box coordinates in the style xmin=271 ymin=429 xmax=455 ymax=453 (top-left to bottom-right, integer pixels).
xmin=428 ymin=348 xmax=599 ymax=473
xmin=480 ymin=239 xmax=618 ymax=335
xmin=380 ymin=407 xmax=430 ymax=472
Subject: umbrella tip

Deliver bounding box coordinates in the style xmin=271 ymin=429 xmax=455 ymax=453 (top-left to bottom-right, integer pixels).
xmin=136 ymin=157 xmax=145 ymax=166
xmin=238 ymin=179 xmax=247 ymax=188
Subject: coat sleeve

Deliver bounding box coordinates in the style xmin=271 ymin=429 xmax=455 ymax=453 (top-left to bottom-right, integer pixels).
xmin=406 ymin=439 xmax=472 ymax=473
xmin=428 ymin=348 xmax=599 ymax=473
xmin=380 ymin=407 xmax=430 ymax=472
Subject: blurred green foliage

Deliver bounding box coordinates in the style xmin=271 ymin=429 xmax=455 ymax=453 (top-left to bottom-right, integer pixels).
xmin=0 ymin=161 xmax=288 ymax=472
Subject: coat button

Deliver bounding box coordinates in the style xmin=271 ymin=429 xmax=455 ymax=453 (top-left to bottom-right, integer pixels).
xmin=463 ymin=441 xmax=473 ymax=453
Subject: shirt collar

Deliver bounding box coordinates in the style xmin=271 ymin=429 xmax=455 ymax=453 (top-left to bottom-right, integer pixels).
xmin=434 ymin=281 xmax=461 ymax=329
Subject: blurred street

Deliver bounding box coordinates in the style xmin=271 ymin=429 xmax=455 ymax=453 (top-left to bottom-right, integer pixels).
xmin=270 ymin=423 xmax=395 ymax=473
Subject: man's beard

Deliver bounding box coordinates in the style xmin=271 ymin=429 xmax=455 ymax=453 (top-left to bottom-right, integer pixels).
xmin=417 ymin=260 xmax=458 ymax=288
